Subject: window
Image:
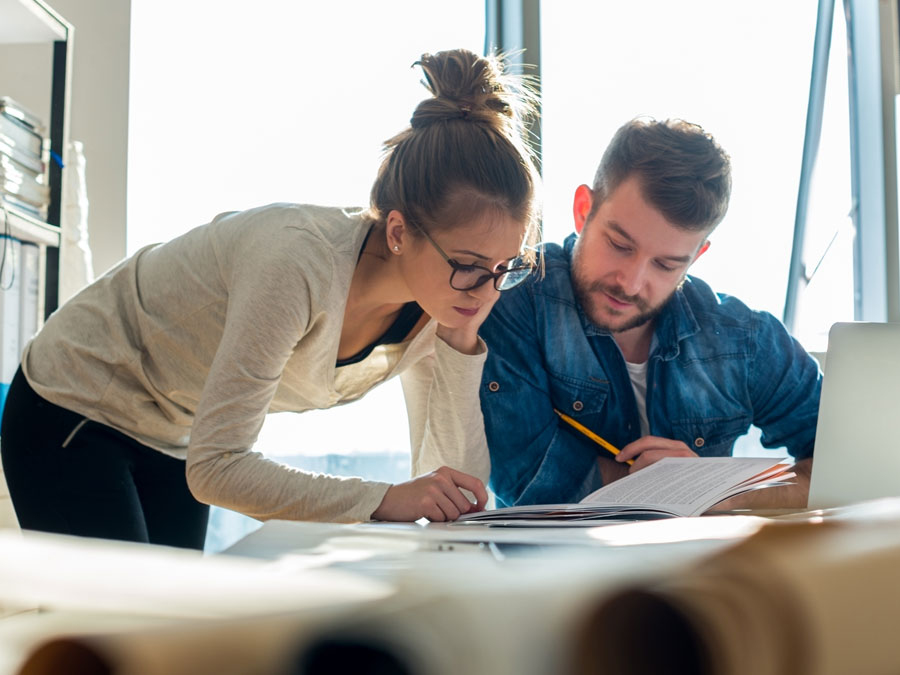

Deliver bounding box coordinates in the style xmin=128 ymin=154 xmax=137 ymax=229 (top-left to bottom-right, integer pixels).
xmin=128 ymin=0 xmax=486 ymax=551
xmin=540 ymin=1 xmax=853 ymax=351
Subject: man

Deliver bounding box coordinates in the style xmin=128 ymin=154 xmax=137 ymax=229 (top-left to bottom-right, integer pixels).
xmin=478 ymin=117 xmax=820 ymax=508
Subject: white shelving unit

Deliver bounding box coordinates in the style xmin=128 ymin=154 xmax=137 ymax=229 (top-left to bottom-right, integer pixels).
xmin=0 ymin=0 xmax=72 ymax=317
xmin=0 ymin=0 xmax=71 ymax=530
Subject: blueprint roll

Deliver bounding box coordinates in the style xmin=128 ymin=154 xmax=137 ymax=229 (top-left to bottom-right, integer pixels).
xmin=286 ymin=599 xmax=476 ymax=675
xmin=572 ymin=502 xmax=900 ymax=675
xmin=294 ymin=636 xmax=414 ymax=675
xmin=2 ymin=529 xmax=394 ymax=675
xmin=16 ymin=613 xmax=347 ymax=675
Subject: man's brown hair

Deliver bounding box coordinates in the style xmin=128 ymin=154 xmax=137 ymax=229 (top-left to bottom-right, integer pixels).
xmin=590 ymin=118 xmax=732 ymax=233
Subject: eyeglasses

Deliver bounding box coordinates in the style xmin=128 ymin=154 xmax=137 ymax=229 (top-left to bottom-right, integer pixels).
xmin=409 ymin=221 xmax=534 ymax=292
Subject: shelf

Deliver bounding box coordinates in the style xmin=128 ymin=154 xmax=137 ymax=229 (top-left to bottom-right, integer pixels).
xmin=0 ymin=0 xmax=70 ymax=318
xmin=2 ymin=204 xmax=60 ymax=247
xmin=0 ymin=0 xmax=68 ymax=44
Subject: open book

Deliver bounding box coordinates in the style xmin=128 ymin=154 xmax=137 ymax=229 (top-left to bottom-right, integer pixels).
xmin=457 ymin=457 xmax=796 ymax=525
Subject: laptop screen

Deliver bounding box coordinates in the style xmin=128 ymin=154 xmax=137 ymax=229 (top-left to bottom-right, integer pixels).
xmin=808 ymin=322 xmax=900 ymax=509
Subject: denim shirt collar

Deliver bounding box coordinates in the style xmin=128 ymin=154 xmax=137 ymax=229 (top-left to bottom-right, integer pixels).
xmin=562 ymin=233 xmax=700 ymax=361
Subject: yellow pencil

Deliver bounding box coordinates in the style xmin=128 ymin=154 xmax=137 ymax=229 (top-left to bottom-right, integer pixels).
xmin=553 ymin=409 xmax=634 ymax=465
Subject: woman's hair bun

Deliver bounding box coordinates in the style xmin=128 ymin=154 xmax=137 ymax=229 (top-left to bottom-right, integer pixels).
xmin=410 ymin=49 xmax=537 ymax=131
xmin=368 ymin=46 xmax=542 ymax=262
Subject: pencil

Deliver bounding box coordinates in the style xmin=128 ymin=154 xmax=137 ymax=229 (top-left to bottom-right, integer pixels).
xmin=553 ymin=409 xmax=634 ymax=465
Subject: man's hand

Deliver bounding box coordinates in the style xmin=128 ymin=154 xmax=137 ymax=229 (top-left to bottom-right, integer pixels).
xmin=597 ymin=456 xmax=630 ymax=486
xmin=370 ymin=466 xmax=488 ymax=522
xmin=616 ymin=435 xmax=698 ymax=473
xmin=596 ymin=437 xmax=697 ymax=486
xmin=713 ymin=457 xmax=813 ymax=511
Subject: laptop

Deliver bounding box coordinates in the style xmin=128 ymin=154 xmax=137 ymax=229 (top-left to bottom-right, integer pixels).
xmin=808 ymin=321 xmax=900 ymax=509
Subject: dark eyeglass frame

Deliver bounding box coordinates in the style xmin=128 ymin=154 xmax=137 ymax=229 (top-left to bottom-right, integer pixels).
xmin=408 ymin=220 xmax=534 ymax=292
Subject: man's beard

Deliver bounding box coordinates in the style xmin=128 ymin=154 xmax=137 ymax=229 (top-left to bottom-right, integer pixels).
xmin=572 ymin=269 xmax=677 ymax=333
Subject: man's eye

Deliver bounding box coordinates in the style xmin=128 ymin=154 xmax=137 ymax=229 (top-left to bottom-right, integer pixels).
xmin=655 ymin=261 xmax=677 ymax=272
xmin=609 ymin=240 xmax=630 ymax=252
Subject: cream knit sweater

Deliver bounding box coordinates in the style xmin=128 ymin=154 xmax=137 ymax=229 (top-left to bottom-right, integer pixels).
xmin=22 ymin=204 xmax=491 ymax=522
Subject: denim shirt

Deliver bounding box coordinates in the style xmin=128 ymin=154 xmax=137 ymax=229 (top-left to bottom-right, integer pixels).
xmin=479 ymin=234 xmax=822 ymax=507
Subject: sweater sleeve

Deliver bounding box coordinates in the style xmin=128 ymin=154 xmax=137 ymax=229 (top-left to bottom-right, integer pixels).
xmin=400 ymin=333 xmax=492 ymax=486
xmin=184 ymin=226 xmax=389 ymax=523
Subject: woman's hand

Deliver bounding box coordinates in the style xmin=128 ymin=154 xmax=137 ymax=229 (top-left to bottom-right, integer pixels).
xmin=371 ymin=466 xmax=488 ymax=522
xmin=435 ymin=288 xmax=501 ymax=355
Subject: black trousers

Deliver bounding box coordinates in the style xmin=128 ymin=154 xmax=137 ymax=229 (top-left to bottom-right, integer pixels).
xmin=1 ymin=367 xmax=208 ymax=550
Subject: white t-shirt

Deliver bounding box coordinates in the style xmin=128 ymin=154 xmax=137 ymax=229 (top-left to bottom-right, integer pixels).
xmin=625 ymin=359 xmax=650 ymax=438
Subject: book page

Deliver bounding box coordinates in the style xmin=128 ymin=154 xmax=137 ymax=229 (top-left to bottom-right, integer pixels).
xmin=581 ymin=457 xmax=788 ymax=516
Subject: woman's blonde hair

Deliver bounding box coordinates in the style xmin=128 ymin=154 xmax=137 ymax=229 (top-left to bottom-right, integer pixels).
xmin=368 ymin=48 xmax=541 ymax=263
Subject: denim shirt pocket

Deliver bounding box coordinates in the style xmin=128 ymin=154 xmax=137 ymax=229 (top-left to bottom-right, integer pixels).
xmin=510 ymin=374 xmax=612 ymax=505
xmin=482 ymin=368 xmax=611 ymax=505
xmin=481 ymin=372 xmax=610 ymax=461
xmin=669 ymin=415 xmax=752 ymax=457
xmin=548 ymin=371 xmax=610 ymax=417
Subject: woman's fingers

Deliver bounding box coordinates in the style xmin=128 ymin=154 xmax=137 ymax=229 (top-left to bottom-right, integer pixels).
xmin=371 ymin=466 xmax=488 ymax=522
xmin=436 ymin=466 xmax=488 ymax=510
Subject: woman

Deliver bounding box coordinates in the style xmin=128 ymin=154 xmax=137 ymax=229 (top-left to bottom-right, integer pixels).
xmin=0 ymin=48 xmax=541 ymax=549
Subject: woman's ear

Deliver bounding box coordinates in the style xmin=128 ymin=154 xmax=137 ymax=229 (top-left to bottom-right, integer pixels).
xmin=386 ymin=210 xmax=408 ymax=254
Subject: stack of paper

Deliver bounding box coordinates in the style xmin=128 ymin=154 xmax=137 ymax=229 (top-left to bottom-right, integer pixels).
xmin=0 ymin=98 xmax=49 ymax=221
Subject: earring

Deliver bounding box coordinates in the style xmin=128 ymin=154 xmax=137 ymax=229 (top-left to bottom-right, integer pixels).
xmin=393 ymin=245 xmax=400 ymax=252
